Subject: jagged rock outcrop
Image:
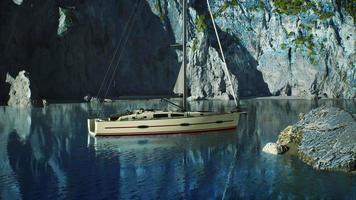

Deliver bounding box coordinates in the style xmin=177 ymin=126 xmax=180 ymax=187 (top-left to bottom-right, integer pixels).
xmin=57 ymin=7 xmax=74 ymax=36
xmin=12 ymin=0 xmax=22 ymax=6
xmin=273 ymin=107 xmax=356 ymax=172
xmin=186 ymin=31 xmax=238 ymax=100
xmin=5 ymin=70 xmax=31 ymax=107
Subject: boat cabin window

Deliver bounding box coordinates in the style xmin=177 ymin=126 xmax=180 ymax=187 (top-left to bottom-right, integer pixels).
xmin=171 ymin=113 xmax=184 ymax=117
xmin=153 ymin=114 xmax=168 ymax=118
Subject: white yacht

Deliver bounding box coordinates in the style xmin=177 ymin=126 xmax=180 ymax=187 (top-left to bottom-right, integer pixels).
xmin=88 ymin=0 xmax=240 ymax=137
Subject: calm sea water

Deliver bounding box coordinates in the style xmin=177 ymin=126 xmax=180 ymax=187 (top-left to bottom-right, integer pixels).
xmin=0 ymin=98 xmax=355 ymax=200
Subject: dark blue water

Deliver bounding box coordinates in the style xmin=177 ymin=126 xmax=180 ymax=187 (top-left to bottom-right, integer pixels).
xmin=0 ymin=98 xmax=355 ymax=200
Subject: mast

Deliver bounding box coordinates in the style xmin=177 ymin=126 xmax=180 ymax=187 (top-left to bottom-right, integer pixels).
xmin=182 ymin=0 xmax=188 ymax=111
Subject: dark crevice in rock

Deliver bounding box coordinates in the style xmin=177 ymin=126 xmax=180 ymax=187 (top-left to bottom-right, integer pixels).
xmin=285 ymin=84 xmax=292 ymax=96
xmin=186 ymin=0 xmax=271 ymax=97
xmin=262 ymin=9 xmax=268 ymax=30
xmin=333 ymin=0 xmax=344 ymax=23
xmin=329 ymin=20 xmax=342 ymax=46
xmin=325 ymin=51 xmax=330 ymax=77
xmin=208 ymin=27 xmax=270 ymax=97
xmin=288 ymin=47 xmax=292 ymax=71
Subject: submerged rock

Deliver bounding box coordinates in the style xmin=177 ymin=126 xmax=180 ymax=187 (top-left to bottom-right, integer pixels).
xmin=5 ymin=71 xmax=32 ymax=107
xmin=275 ymin=107 xmax=356 ymax=172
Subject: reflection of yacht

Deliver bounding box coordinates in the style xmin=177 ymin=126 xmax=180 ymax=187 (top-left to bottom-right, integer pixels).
xmin=88 ymin=0 xmax=240 ymax=136
xmin=89 ymin=130 xmax=237 ymax=153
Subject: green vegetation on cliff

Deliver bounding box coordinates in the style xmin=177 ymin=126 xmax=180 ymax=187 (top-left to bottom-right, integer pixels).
xmin=214 ymin=0 xmax=239 ymax=17
xmin=273 ymin=0 xmax=355 ymax=22
xmin=345 ymin=0 xmax=356 ymax=21
xmin=154 ymin=1 xmax=165 ymax=21
xmin=272 ymin=0 xmax=335 ymax=20
xmin=196 ymin=14 xmax=207 ymax=33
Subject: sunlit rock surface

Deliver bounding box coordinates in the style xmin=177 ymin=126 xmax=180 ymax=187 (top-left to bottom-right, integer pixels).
xmin=277 ymin=107 xmax=356 ymax=172
xmin=207 ymin=0 xmax=355 ymax=98
xmin=12 ymin=0 xmax=22 ymax=5
xmin=5 ymin=70 xmax=31 ymax=107
xmin=147 ymin=0 xmax=268 ymax=98
xmin=57 ymin=7 xmax=74 ymax=36
xmin=262 ymin=142 xmax=289 ymax=155
xmin=187 ymin=31 xmax=238 ymax=100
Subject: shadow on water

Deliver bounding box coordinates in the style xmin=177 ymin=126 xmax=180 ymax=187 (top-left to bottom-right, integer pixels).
xmin=0 ymin=99 xmax=355 ymax=199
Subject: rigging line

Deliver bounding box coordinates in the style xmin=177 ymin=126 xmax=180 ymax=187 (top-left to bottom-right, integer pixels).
xmin=104 ymin=0 xmax=143 ymax=99
xmin=103 ymin=0 xmax=142 ymax=99
xmin=207 ymin=0 xmax=239 ymax=108
xmin=96 ymin=0 xmax=141 ymax=98
xmin=221 ymin=148 xmax=238 ymax=200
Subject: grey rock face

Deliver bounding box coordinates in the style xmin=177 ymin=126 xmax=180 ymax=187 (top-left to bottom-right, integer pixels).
xmin=187 ymin=31 xmax=238 ymax=100
xmin=147 ymin=0 xmax=241 ymax=100
xmin=277 ymin=107 xmax=356 ymax=172
xmin=0 ymin=0 xmax=354 ymax=101
xmin=5 ymin=70 xmax=31 ymax=107
xmin=208 ymin=0 xmax=355 ymax=98
xmin=147 ymin=0 xmax=269 ymax=98
xmin=57 ymin=7 xmax=74 ymax=36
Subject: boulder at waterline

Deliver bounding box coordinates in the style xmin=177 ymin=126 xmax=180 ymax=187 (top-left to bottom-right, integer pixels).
xmin=5 ymin=70 xmax=32 ymax=107
xmin=273 ymin=107 xmax=356 ymax=172
xmin=262 ymin=142 xmax=289 ymax=155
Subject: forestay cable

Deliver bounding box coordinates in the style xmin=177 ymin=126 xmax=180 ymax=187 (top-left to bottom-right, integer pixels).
xmin=207 ymin=0 xmax=239 ymax=108
xmin=96 ymin=0 xmax=142 ymax=99
xmin=104 ymin=0 xmax=143 ymax=99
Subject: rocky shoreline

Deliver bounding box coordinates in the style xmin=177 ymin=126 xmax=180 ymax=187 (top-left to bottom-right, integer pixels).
xmin=263 ymin=106 xmax=356 ymax=173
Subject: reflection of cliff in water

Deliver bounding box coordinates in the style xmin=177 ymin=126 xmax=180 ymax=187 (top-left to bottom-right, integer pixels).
xmin=91 ymin=132 xmax=238 ymax=199
xmin=0 ymin=99 xmax=355 ymax=199
xmin=0 ymin=107 xmax=32 ymax=200
xmin=1 ymin=100 xmax=171 ymax=199
xmin=1 ymin=100 xmax=240 ymax=199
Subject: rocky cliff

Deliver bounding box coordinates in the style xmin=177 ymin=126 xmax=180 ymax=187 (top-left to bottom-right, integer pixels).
xmin=0 ymin=0 xmax=354 ymax=102
xmin=0 ymin=0 xmax=179 ymax=102
xmin=205 ymin=0 xmax=355 ymax=98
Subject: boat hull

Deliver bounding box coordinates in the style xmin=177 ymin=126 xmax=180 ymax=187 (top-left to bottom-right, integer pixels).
xmin=88 ymin=112 xmax=239 ymax=137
